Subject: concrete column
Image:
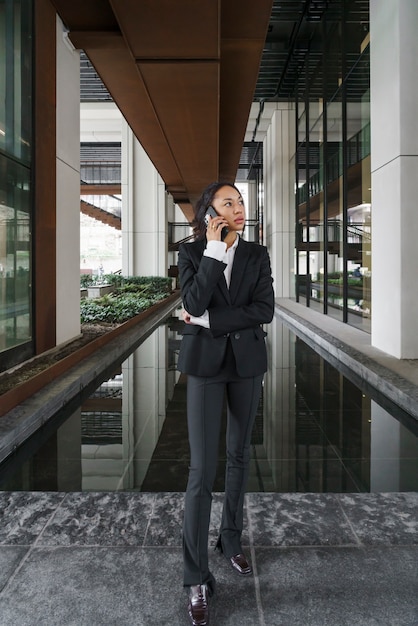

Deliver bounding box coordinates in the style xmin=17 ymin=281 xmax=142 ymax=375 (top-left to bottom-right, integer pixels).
xmin=370 ymin=0 xmax=418 ymax=357
xmin=121 ymin=121 xmax=167 ymax=277
xmin=263 ymin=103 xmax=296 ymax=298
xmin=167 ymin=196 xmax=186 ymax=288
xmin=55 ymin=18 xmax=80 ymax=344
xmin=245 ymin=180 xmax=258 ymax=242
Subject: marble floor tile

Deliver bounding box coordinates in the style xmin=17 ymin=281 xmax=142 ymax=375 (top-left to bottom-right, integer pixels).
xmin=0 ymin=546 xmax=29 ymax=590
xmin=36 ymin=492 xmax=156 ymax=547
xmin=206 ymin=560 xmax=260 ymax=626
xmin=0 ymin=545 xmax=261 ymax=626
xmin=246 ymin=493 xmax=357 ymax=546
xmin=144 ymin=492 xmax=184 ymax=546
xmin=338 ymin=492 xmax=418 ymax=545
xmin=255 ymin=545 xmax=418 ymax=626
xmin=0 ymin=492 xmax=65 ymax=545
xmin=0 ymin=491 xmax=417 ymax=626
xmin=143 ymin=493 xmax=250 ymax=548
xmin=0 ymin=546 xmax=183 ymax=626
xmin=210 ymin=493 xmax=250 ymax=547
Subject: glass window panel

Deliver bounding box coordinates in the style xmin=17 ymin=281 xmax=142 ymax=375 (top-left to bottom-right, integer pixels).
xmin=0 ymin=0 xmax=32 ymax=163
xmin=0 ymin=154 xmax=32 ymax=351
xmin=293 ymin=1 xmax=370 ymax=326
xmin=297 ymin=109 xmax=306 ymax=144
xmin=309 ymin=110 xmax=324 ymax=306
xmin=326 ymin=90 xmax=344 ymax=322
xmin=297 ymin=251 xmax=308 ymax=303
xmin=0 ymin=0 xmax=32 ymax=360
xmin=345 ymin=2 xmax=369 ymax=78
xmin=324 ymin=5 xmax=343 ymax=102
xmin=346 ymin=45 xmax=371 ymax=331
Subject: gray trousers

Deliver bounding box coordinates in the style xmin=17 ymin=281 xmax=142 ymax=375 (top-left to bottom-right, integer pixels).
xmin=182 ymin=341 xmax=263 ymax=591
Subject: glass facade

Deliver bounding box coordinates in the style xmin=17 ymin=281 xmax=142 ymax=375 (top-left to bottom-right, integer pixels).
xmin=295 ymin=1 xmax=370 ymax=331
xmin=0 ymin=0 xmax=33 ymax=360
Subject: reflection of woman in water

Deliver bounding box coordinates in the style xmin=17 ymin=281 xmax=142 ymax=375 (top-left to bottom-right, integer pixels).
xmin=177 ymin=181 xmax=275 ymax=626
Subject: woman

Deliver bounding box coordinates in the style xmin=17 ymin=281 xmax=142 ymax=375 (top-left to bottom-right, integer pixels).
xmin=177 ymin=181 xmax=274 ymax=626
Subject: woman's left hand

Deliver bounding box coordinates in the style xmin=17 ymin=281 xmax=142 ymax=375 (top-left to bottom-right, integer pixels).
xmin=182 ymin=308 xmax=192 ymax=324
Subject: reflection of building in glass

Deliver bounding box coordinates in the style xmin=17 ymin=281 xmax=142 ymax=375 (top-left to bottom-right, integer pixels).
xmin=294 ymin=8 xmax=371 ymax=331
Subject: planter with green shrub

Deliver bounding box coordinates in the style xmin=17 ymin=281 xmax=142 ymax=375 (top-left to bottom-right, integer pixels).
xmin=80 ymin=274 xmax=173 ymax=324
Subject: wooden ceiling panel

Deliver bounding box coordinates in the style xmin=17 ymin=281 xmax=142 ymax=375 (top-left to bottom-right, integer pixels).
xmin=51 ymin=0 xmax=273 ymax=221
xmin=219 ymin=40 xmax=268 ymax=180
xmin=110 ymin=0 xmax=220 ymax=59
xmin=72 ymin=36 xmax=185 ymax=192
xmin=218 ymin=0 xmax=273 ymax=180
xmin=138 ymin=62 xmax=219 ymax=195
xmin=51 ymin=0 xmax=118 ymax=31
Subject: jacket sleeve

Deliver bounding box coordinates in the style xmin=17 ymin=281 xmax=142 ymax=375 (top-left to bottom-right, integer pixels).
xmin=178 ymin=242 xmax=227 ymax=317
xmin=208 ymin=247 xmax=275 ymax=337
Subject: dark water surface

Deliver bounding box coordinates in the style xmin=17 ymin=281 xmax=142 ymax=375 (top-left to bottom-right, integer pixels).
xmin=0 ymin=312 xmax=417 ymax=492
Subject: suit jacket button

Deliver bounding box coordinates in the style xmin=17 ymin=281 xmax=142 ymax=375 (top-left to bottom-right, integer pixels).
xmin=234 ymin=332 xmax=240 ymax=339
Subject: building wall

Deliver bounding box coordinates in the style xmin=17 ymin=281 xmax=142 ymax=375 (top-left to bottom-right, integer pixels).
xmin=121 ymin=121 xmax=168 ymax=278
xmin=264 ymin=103 xmax=296 ymax=299
xmin=56 ymin=17 xmax=81 ymax=344
xmin=370 ymin=0 xmax=418 ymax=358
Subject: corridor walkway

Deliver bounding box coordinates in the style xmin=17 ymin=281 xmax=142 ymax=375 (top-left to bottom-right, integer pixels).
xmin=0 ymin=491 xmax=417 ymax=625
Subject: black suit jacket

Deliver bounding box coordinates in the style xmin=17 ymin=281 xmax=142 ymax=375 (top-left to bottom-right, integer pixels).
xmin=177 ymin=237 xmax=274 ymax=377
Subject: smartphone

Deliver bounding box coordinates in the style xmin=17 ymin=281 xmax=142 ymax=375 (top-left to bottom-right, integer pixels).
xmin=204 ymin=205 xmax=228 ymax=240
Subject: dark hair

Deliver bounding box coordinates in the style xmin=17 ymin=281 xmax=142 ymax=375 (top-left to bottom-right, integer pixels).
xmin=191 ymin=181 xmax=241 ymax=240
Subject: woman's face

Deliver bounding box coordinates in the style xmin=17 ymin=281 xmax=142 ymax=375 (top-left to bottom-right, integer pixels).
xmin=211 ymin=185 xmax=245 ymax=232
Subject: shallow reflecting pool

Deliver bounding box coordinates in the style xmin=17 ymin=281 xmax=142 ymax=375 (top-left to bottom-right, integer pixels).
xmin=0 ymin=312 xmax=417 ymax=492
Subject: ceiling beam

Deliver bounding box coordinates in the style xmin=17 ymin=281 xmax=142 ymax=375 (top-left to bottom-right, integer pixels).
xmin=52 ymin=0 xmax=273 ymax=220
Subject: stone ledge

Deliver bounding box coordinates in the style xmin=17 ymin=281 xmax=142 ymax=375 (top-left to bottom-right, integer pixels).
xmin=0 ymin=293 xmax=181 ymax=464
xmin=275 ymin=298 xmax=418 ymax=424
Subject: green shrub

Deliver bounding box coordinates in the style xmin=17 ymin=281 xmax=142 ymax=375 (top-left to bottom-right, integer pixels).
xmin=80 ymin=275 xmax=173 ymax=324
xmin=327 ymin=277 xmax=362 ymax=286
xmin=80 ymin=274 xmax=94 ymax=288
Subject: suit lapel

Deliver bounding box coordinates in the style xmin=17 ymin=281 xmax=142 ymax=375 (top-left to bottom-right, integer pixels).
xmin=192 ymin=239 xmax=231 ymax=303
xmin=229 ymin=238 xmax=249 ymax=303
xmin=218 ymin=272 xmax=231 ymax=303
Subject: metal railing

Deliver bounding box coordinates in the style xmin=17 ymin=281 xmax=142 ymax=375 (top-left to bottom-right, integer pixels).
xmin=298 ymin=219 xmax=371 ymax=244
xmin=298 ymin=122 xmax=371 ymax=204
xmin=81 ymin=162 xmax=121 ymax=185
xmin=168 ymin=219 xmax=261 ymax=248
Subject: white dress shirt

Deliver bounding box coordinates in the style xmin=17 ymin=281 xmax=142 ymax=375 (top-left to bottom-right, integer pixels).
xmin=188 ymin=236 xmax=239 ymax=328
